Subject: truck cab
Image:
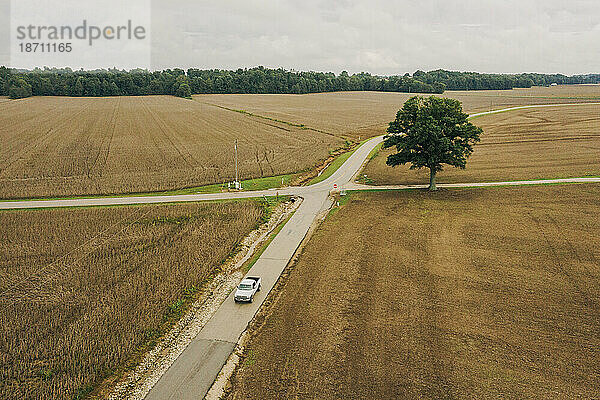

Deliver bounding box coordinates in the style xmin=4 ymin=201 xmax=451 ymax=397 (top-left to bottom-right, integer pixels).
xmin=234 ymin=277 xmax=261 ymax=303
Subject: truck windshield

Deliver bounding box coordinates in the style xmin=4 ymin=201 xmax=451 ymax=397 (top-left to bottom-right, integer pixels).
xmin=239 ymin=284 xmax=252 ymax=290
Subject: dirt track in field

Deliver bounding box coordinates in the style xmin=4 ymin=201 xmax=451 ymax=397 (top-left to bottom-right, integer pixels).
xmin=228 ymin=186 xmax=600 ymax=399
xmin=363 ymin=103 xmax=600 ymax=185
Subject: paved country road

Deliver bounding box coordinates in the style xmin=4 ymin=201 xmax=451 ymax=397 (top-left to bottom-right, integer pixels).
xmin=142 ymin=120 xmax=383 ymax=400
xmin=2 ymin=104 xmax=599 ymax=399
xmin=1 ymin=102 xmax=599 ymax=212
xmin=0 ymin=131 xmax=379 ymax=210
xmin=345 ymin=177 xmax=600 ymax=191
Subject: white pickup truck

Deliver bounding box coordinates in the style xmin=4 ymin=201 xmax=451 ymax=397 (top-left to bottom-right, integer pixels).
xmin=234 ymin=276 xmax=261 ymax=303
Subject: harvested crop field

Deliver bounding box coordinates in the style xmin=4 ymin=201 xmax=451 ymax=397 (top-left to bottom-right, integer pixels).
xmin=0 ymin=200 xmax=265 ymax=400
xmin=0 ymin=96 xmax=343 ymax=199
xmin=228 ymin=185 xmax=600 ymax=399
xmin=451 ymin=84 xmax=600 ymax=101
xmin=198 ymin=86 xmax=600 ymax=141
xmin=363 ymin=104 xmax=600 ymax=185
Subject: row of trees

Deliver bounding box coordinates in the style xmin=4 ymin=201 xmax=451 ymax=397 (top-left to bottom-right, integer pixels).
xmin=412 ymin=69 xmax=600 ymax=91
xmin=0 ymin=66 xmax=193 ymax=99
xmin=1 ymin=66 xmax=599 ymax=100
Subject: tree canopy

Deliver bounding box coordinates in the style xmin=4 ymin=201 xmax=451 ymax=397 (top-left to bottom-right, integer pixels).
xmin=383 ymin=96 xmax=483 ymax=190
xmin=1 ymin=65 xmax=598 ymax=100
xmin=7 ymin=78 xmax=32 ymax=99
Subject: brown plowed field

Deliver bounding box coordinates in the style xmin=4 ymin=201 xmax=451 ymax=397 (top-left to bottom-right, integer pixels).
xmin=228 ymin=186 xmax=600 ymax=399
xmin=198 ymin=85 xmax=600 ymax=141
xmin=0 ymin=96 xmax=342 ymax=199
xmin=363 ymin=104 xmax=600 ymax=185
xmin=0 ymin=200 xmax=265 ymax=400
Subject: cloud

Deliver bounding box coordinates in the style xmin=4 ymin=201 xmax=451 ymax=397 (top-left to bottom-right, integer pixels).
xmin=4 ymin=0 xmax=597 ymax=74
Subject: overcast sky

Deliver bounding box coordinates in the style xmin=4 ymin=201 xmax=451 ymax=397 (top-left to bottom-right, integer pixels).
xmin=150 ymin=0 xmax=599 ymax=75
xmin=3 ymin=0 xmax=599 ymax=74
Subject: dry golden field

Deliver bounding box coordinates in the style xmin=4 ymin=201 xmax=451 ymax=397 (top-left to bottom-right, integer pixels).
xmin=0 ymin=96 xmax=343 ymax=199
xmin=363 ymin=104 xmax=600 ymax=185
xmin=197 ymin=92 xmax=410 ymax=140
xmin=228 ymin=186 xmax=600 ymax=399
xmin=2 ymin=87 xmax=598 ymax=199
xmin=0 ymin=200 xmax=265 ymax=400
xmin=451 ymin=84 xmax=600 ymax=101
xmin=198 ymin=85 xmax=600 ymax=141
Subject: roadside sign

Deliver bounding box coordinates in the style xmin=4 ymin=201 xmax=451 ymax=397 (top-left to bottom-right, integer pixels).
xmin=333 ymin=184 xmax=338 ymax=190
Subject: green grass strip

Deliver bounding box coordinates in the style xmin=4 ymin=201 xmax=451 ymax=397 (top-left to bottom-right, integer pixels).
xmin=308 ymin=138 xmax=371 ymax=185
xmin=242 ymin=210 xmax=296 ymax=273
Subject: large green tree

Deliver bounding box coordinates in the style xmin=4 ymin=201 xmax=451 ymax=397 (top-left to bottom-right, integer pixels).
xmin=383 ymin=96 xmax=483 ymax=190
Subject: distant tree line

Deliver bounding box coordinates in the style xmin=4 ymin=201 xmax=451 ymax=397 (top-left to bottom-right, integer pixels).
xmin=410 ymin=69 xmax=600 ymax=91
xmin=1 ymin=65 xmax=599 ymax=100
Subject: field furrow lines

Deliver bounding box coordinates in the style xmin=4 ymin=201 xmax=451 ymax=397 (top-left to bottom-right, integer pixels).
xmin=0 ymin=96 xmax=343 ymax=198
xmin=140 ymin=97 xmax=195 ymax=168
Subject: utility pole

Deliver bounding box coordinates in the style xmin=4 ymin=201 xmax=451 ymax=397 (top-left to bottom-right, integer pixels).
xmin=234 ymin=139 xmax=239 ymax=189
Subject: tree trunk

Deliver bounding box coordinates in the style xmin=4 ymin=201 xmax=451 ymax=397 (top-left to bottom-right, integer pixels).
xmin=428 ymin=168 xmax=437 ymax=191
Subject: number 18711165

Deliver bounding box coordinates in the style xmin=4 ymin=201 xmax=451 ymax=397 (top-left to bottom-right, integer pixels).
xmin=19 ymin=43 xmax=73 ymax=52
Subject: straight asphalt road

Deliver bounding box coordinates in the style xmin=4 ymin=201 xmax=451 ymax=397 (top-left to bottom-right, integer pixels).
xmin=346 ymin=177 xmax=600 ymax=191
xmin=145 ymin=192 xmax=331 ymax=400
